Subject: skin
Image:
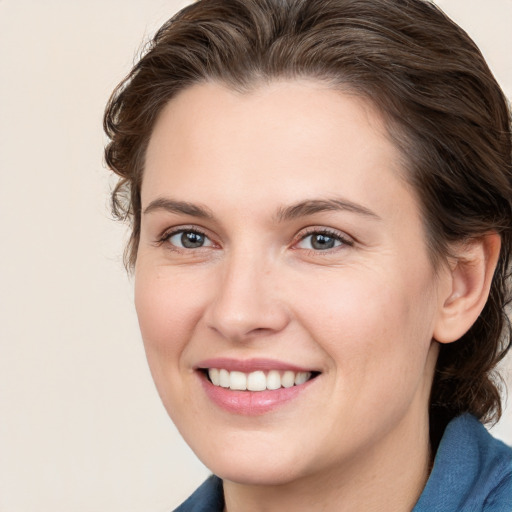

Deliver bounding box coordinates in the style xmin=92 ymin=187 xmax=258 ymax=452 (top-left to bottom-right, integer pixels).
xmin=134 ymin=80 xmax=496 ymax=511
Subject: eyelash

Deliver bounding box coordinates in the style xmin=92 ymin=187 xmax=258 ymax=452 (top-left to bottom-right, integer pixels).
xmin=295 ymin=228 xmax=354 ymax=253
xmin=156 ymin=226 xmax=354 ymax=253
xmin=157 ymin=226 xmax=213 ymax=251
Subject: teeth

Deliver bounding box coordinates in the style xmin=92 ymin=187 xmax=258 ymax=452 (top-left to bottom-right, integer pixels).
xmin=209 ymin=368 xmax=220 ymax=386
xmin=207 ymin=369 xmax=313 ymax=391
xmin=281 ymin=371 xmax=295 ymax=388
xmin=247 ymin=371 xmax=266 ymax=391
xmin=294 ymin=372 xmax=309 ymax=385
xmin=266 ymin=370 xmax=281 ymax=390
xmin=230 ymin=371 xmax=247 ymax=390
xmin=219 ymin=369 xmax=230 ymax=388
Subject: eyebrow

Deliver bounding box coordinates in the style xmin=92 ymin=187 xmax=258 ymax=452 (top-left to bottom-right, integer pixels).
xmin=274 ymin=198 xmax=381 ymax=222
xmin=142 ymin=196 xmax=380 ymax=222
xmin=143 ymin=198 xmax=214 ymax=218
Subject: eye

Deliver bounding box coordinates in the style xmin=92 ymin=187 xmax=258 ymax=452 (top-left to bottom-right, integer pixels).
xmin=296 ymin=230 xmax=351 ymax=251
xmin=166 ymin=229 xmax=213 ymax=249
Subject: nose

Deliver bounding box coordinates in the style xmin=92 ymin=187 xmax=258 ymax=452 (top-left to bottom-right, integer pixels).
xmin=204 ymin=250 xmax=290 ymax=342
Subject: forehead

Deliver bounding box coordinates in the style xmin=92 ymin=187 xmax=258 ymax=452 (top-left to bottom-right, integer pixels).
xmin=142 ymin=80 xmax=416 ymax=223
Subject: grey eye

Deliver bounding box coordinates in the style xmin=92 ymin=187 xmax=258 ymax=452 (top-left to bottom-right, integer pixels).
xmin=297 ymin=233 xmax=343 ymax=251
xmin=168 ymin=230 xmax=213 ymax=249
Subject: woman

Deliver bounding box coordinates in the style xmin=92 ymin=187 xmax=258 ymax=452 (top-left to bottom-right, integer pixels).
xmin=104 ymin=0 xmax=512 ymax=510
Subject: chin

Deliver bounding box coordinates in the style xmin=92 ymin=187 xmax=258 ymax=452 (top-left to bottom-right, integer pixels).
xmin=213 ymin=459 xmax=303 ymax=486
xmin=191 ymin=433 xmax=315 ymax=486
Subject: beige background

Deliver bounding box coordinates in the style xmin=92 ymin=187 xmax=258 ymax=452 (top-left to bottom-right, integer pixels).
xmin=0 ymin=1 xmax=510 ymax=511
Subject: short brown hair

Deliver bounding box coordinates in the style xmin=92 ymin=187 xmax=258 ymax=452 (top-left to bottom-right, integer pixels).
xmin=104 ymin=0 xmax=512 ymax=436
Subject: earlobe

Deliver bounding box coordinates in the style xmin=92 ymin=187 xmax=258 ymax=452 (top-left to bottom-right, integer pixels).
xmin=433 ymin=233 xmax=501 ymax=344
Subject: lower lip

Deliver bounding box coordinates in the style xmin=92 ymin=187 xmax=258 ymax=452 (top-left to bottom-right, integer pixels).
xmin=199 ymin=372 xmax=316 ymax=416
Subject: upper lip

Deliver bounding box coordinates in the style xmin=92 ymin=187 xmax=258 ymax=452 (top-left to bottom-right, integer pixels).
xmin=195 ymin=358 xmax=318 ymax=373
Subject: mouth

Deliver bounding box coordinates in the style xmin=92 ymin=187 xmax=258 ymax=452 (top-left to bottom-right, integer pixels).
xmin=201 ymin=368 xmax=320 ymax=391
xmin=195 ymin=358 xmax=321 ymax=415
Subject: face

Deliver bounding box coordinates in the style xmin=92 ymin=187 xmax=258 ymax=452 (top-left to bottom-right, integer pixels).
xmin=136 ymin=81 xmax=447 ymax=486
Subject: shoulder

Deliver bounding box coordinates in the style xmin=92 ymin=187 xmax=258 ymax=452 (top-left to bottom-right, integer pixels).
xmin=414 ymin=414 xmax=512 ymax=512
xmin=173 ymin=475 xmax=224 ymax=512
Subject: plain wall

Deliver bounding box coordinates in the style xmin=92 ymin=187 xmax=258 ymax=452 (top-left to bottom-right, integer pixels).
xmin=0 ymin=1 xmax=510 ymax=510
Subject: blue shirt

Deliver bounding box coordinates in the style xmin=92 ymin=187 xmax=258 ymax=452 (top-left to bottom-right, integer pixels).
xmin=174 ymin=414 xmax=512 ymax=511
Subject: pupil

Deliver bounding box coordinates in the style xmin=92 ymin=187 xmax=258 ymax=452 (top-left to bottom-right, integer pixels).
xmin=181 ymin=231 xmax=204 ymax=248
xmin=312 ymin=234 xmax=335 ymax=250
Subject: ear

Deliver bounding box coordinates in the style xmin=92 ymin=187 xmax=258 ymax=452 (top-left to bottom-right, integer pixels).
xmin=433 ymin=233 xmax=501 ymax=344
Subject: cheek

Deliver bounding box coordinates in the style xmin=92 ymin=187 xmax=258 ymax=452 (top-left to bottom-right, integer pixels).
xmin=133 ymin=267 xmax=212 ymax=426
xmin=290 ymin=265 xmax=436 ymax=382
xmin=134 ymin=268 xmax=205 ymax=371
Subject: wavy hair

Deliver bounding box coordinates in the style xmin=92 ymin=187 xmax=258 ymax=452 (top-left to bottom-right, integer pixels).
xmin=104 ymin=0 xmax=512 ymax=439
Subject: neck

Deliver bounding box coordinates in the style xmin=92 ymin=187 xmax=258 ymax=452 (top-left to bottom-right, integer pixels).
xmin=223 ymin=410 xmax=432 ymax=512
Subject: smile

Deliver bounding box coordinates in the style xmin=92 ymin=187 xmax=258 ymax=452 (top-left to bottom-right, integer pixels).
xmin=207 ymin=369 xmax=314 ymax=391
xmin=197 ymin=359 xmax=321 ymax=415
